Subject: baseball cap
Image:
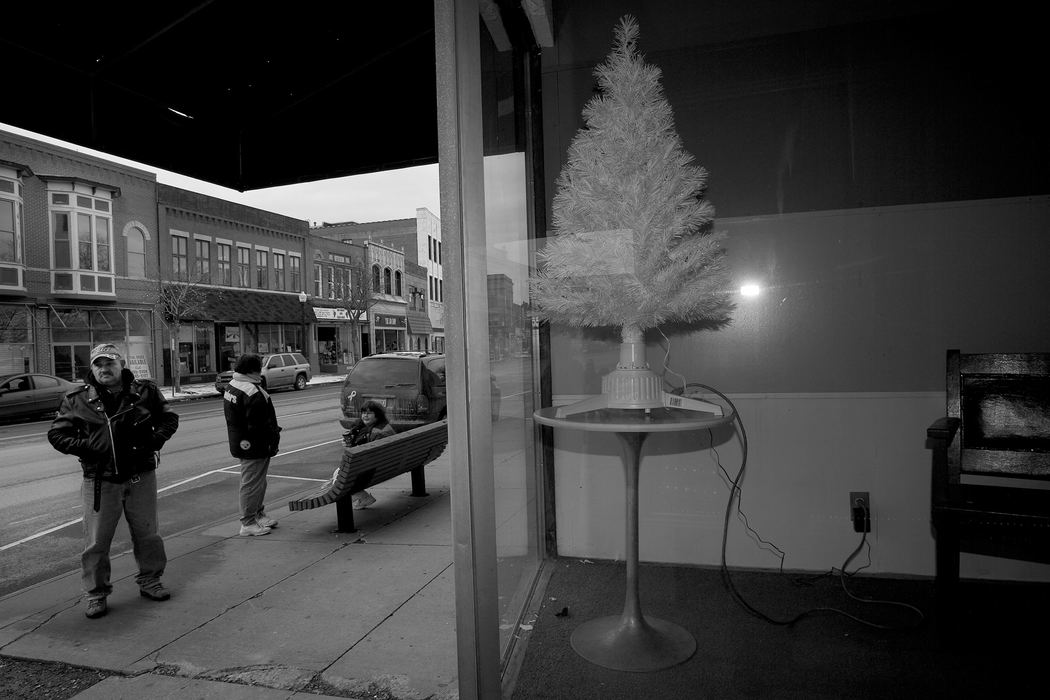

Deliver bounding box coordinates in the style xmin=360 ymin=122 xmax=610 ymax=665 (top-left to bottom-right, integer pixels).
xmin=89 ymin=343 xmax=124 ymax=365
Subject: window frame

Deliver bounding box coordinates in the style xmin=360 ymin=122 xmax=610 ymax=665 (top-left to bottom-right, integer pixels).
xmin=47 ymin=182 xmax=116 ymax=295
xmin=0 ymin=168 xmax=25 ymax=289
xmin=237 ymin=245 xmax=251 ymax=287
xmin=217 ymin=241 xmax=232 ymax=285
xmin=195 ymin=237 xmax=211 ymax=282
xmin=256 ymin=247 xmax=269 ymax=288
xmin=171 ymin=233 xmax=189 ymax=281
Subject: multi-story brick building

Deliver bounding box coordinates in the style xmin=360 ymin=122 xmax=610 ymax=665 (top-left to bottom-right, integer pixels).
xmin=313 ymin=207 xmax=444 ymax=352
xmin=309 ymin=234 xmax=368 ymax=371
xmin=156 ymin=184 xmax=311 ymax=381
xmin=1 ymin=130 xmax=164 ymax=380
xmin=3 ymin=128 xmax=440 ymax=384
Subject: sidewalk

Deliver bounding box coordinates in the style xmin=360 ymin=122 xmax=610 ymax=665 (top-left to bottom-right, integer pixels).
xmin=0 ymin=374 xmax=459 ymax=699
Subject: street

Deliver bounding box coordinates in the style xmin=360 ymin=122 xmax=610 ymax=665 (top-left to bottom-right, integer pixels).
xmin=0 ymin=384 xmax=347 ymax=598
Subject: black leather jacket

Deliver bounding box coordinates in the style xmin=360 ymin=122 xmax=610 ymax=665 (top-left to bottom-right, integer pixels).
xmin=48 ymin=369 xmax=180 ymax=483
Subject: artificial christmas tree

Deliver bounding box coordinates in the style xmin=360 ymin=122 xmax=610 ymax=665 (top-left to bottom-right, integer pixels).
xmin=531 ymin=15 xmax=734 ymax=416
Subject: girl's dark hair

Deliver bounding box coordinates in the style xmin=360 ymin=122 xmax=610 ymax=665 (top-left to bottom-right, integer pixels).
xmin=360 ymin=400 xmax=389 ymax=425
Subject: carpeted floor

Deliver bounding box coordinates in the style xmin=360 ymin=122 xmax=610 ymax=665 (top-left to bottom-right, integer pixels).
xmin=509 ymin=559 xmax=1046 ymax=699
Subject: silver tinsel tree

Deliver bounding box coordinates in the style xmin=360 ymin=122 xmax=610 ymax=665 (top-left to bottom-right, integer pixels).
xmin=531 ymin=15 xmax=733 ymax=334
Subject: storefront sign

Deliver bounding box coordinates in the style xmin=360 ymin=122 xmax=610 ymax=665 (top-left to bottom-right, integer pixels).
xmin=374 ymin=314 xmax=406 ymax=328
xmin=126 ymin=353 xmax=151 ymax=379
xmin=312 ymin=307 xmax=352 ymax=321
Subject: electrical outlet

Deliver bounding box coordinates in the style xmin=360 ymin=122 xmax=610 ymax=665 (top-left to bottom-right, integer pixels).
xmin=849 ymin=491 xmax=871 ymax=533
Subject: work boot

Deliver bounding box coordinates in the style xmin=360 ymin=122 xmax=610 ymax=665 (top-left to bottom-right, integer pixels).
xmin=139 ymin=581 xmax=171 ymax=601
xmin=85 ymin=598 xmax=108 ymax=619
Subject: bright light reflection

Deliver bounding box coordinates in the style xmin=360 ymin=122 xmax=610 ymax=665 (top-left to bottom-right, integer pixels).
xmin=740 ymin=283 xmax=762 ymax=297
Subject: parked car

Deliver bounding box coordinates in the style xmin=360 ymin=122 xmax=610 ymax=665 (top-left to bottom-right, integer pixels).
xmin=214 ymin=352 xmax=311 ymax=394
xmin=0 ymin=372 xmax=82 ymax=421
xmin=340 ymin=352 xmax=500 ymax=432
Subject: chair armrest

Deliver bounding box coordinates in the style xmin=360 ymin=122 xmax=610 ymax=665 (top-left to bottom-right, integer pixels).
xmin=927 ymin=416 xmax=960 ymax=442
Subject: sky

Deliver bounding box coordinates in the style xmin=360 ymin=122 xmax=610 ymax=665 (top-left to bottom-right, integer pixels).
xmin=0 ymin=122 xmax=442 ymax=225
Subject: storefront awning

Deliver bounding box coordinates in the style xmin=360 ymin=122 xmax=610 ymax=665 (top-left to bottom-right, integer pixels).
xmin=406 ymin=309 xmax=434 ymax=335
xmin=186 ymin=290 xmax=315 ymax=324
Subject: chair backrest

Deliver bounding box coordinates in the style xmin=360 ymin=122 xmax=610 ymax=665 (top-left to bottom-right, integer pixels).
xmin=946 ymin=349 xmax=1050 ymax=483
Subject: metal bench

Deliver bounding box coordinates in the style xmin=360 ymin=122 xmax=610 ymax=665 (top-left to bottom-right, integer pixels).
xmin=289 ymin=419 xmax=448 ymax=532
xmin=925 ymin=350 xmax=1050 ymax=632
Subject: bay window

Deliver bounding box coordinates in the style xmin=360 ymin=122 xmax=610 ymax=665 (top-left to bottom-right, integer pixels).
xmin=47 ymin=182 xmax=115 ymax=295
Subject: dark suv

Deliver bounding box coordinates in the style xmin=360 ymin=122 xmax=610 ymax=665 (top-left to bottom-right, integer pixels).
xmin=339 ymin=352 xmax=499 ymax=431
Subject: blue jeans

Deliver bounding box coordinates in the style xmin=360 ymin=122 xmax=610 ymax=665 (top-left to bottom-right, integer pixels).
xmin=81 ymin=471 xmax=166 ymax=600
xmin=239 ymin=456 xmax=271 ymax=525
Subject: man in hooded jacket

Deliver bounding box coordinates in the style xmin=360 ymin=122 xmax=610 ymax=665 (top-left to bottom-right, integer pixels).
xmin=48 ymin=343 xmax=180 ymax=619
xmin=223 ymin=353 xmax=282 ymax=536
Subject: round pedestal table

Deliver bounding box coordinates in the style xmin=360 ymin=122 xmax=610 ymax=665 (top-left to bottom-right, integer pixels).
xmin=534 ymin=405 xmax=735 ymax=672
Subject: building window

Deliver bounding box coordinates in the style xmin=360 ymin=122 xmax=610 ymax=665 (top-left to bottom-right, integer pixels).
xmin=237 ymin=246 xmax=250 ymax=287
xmin=217 ymin=243 xmax=232 ymax=285
xmin=195 ymin=239 xmax=210 ymax=281
xmin=256 ymin=249 xmax=268 ymax=288
xmin=0 ymin=170 xmax=24 ymax=288
xmin=383 ymin=268 xmax=392 ymax=294
xmin=273 ymin=253 xmax=285 ymax=290
xmin=372 ymin=264 xmax=381 ymax=292
xmin=336 ymin=267 xmax=350 ymax=300
xmin=125 ymin=226 xmax=146 ymax=278
xmin=48 ymin=185 xmax=115 ymax=294
xmin=172 ymin=235 xmax=189 ymax=281
xmin=327 ymin=266 xmax=335 ymax=299
xmin=394 ymin=270 xmax=402 ymax=297
xmin=289 ymin=254 xmax=301 ymax=292
xmin=314 ymin=263 xmax=323 ymax=297
xmin=439 ymin=279 xmax=443 ymax=302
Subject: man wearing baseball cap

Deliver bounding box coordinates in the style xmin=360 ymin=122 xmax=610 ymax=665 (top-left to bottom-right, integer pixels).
xmin=48 ymin=343 xmax=180 ymax=619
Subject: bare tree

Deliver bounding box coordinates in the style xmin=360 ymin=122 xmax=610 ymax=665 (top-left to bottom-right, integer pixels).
xmin=153 ymin=275 xmax=221 ymax=394
xmin=341 ymin=262 xmax=379 ymax=363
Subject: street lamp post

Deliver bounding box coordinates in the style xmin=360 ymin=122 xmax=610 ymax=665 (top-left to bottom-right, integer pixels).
xmin=298 ymin=291 xmax=308 ymax=357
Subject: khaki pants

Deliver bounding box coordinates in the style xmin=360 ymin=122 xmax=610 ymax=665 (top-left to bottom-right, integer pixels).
xmin=239 ymin=456 xmax=271 ymax=525
xmin=81 ymin=471 xmax=166 ymax=600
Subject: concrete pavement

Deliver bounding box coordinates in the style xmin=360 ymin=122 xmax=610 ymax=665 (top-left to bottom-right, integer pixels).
xmin=0 ymin=376 xmax=459 ymax=699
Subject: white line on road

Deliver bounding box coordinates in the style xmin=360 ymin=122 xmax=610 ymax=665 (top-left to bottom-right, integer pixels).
xmin=0 ymin=439 xmax=342 ymax=552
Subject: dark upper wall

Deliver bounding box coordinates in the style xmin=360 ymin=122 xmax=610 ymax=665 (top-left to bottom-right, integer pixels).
xmin=538 ymin=1 xmax=1050 ymax=394
xmin=541 ymin=1 xmax=1048 ymax=219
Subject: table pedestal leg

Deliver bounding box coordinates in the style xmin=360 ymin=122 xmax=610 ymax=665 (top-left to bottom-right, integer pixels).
xmin=570 ymin=431 xmax=696 ymax=672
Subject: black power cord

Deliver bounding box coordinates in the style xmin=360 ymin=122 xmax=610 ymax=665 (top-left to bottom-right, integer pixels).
xmin=671 ymin=381 xmax=924 ymax=630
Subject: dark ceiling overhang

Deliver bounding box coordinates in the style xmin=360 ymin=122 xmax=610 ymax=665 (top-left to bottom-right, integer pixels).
xmin=3 ymin=1 xmax=439 ymax=191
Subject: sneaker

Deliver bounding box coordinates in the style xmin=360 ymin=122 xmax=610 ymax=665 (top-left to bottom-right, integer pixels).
xmin=256 ymin=514 xmax=278 ymax=529
xmin=85 ymin=598 xmax=108 ymax=619
xmin=239 ymin=522 xmax=272 ymax=537
xmin=351 ymin=491 xmax=376 ymax=509
xmin=139 ymin=581 xmax=171 ymax=601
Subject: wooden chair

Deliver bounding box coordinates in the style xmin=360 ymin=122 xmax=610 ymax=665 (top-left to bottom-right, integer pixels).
xmin=925 ymin=350 xmax=1050 ymax=627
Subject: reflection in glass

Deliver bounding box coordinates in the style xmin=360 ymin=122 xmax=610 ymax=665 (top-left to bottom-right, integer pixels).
xmin=479 ymin=21 xmax=541 ymax=658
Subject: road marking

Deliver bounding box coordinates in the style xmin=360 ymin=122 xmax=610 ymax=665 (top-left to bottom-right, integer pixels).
xmin=0 ymin=518 xmax=82 ymax=552
xmin=0 ymin=439 xmax=342 ymax=552
xmin=0 ymin=432 xmax=48 ymax=442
